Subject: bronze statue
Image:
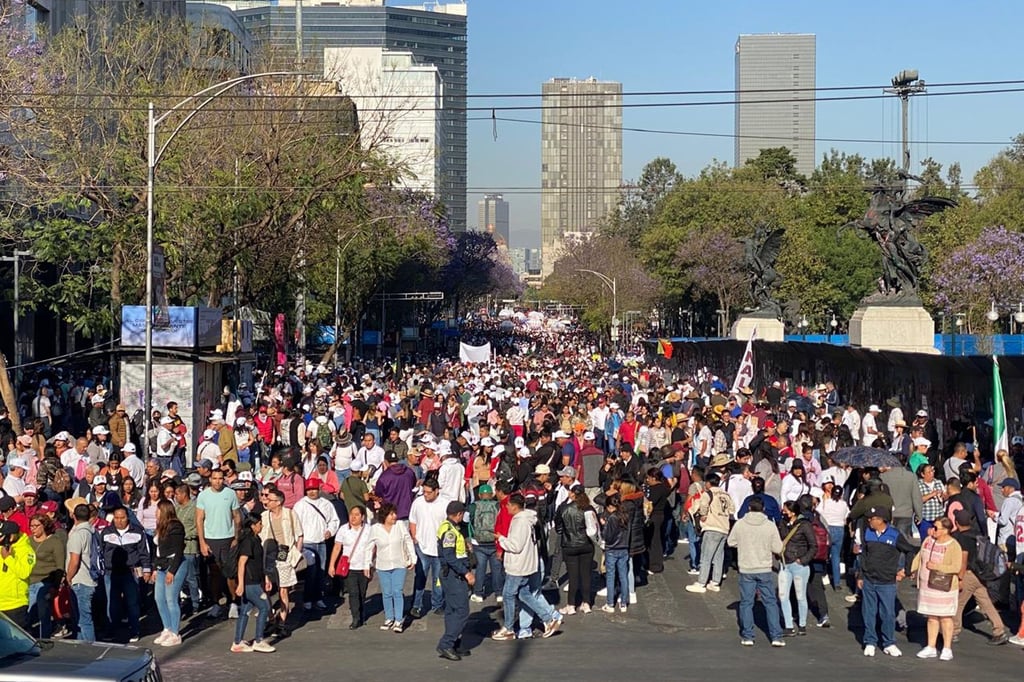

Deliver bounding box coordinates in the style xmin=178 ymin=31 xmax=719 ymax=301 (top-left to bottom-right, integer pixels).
xmin=843 ymin=172 xmax=956 ymax=300
xmin=742 ymin=224 xmax=785 ymax=317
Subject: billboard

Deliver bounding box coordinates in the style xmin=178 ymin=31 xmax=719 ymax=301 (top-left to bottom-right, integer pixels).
xmin=121 ymin=306 xmax=223 ymax=348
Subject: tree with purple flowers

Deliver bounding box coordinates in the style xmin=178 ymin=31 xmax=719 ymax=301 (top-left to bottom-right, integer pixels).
xmin=931 ymin=226 xmax=1024 ymax=331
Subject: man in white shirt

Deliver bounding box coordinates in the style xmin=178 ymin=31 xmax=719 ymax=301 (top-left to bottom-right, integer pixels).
xmin=355 ymin=433 xmax=386 ymax=477
xmin=885 ymin=398 xmax=904 ymax=441
xmin=155 ymin=416 xmax=176 ymax=466
xmin=841 ymin=404 xmax=861 ymax=442
xmin=293 ymin=478 xmax=340 ymax=611
xmin=436 ymin=442 xmax=467 ymax=503
xmin=590 ymin=400 xmax=609 ymax=453
xmin=196 ymin=429 xmax=222 ymax=469
xmin=33 ymin=387 xmax=53 ymax=437
xmin=3 ymin=457 xmax=29 ymax=502
xmin=62 ymin=437 xmax=92 ymax=483
xmin=862 ymin=405 xmax=882 ymax=447
xmin=408 ymin=479 xmax=450 ymax=617
xmin=120 ymin=443 xmax=146 ymax=488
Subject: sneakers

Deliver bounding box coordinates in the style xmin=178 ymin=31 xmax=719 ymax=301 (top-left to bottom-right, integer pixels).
xmin=783 ymin=628 xmax=796 ymax=638
xmin=916 ymin=646 xmax=938 ymax=659
xmin=161 ymin=634 xmax=182 ymax=647
xmin=685 ymin=583 xmax=707 ymax=594
xmin=600 ymin=604 xmax=616 ymax=613
xmin=491 ymin=628 xmax=516 ymax=641
xmin=410 ymin=608 xmax=423 ymax=619
xmin=596 ymin=587 xmax=608 ymax=597
xmin=687 ymin=568 xmax=700 ymax=576
xmin=228 ymin=603 xmax=239 ymax=619
xmin=128 ymin=635 xmax=140 ymax=644
xmin=579 ymin=603 xmax=592 ymax=614
xmin=629 ymin=592 xmax=638 ymax=604
xmin=1008 ymin=634 xmax=1024 ymax=646
xmin=796 ymin=625 xmax=807 ymax=636
xmin=817 ymin=617 xmax=831 ymax=629
xmin=542 ymin=617 xmax=562 ymax=638
xmin=844 ymin=594 xmax=859 ymax=603
xmin=252 ymin=640 xmax=276 ymax=653
xmin=154 ymin=630 xmax=171 ymax=646
xmin=989 ymin=631 xmax=1010 ymax=646
xmin=863 ymin=645 xmax=876 ymax=657
xmin=380 ymin=620 xmax=396 ymax=631
xmin=231 ymin=642 xmax=253 ymax=653
xmin=496 ymin=596 xmax=503 ymax=604
xmin=392 ymin=623 xmax=404 ymax=634
xmin=706 ymin=583 xmax=720 ymax=593
xmin=619 ymin=605 xmax=628 ymax=614
xmin=470 ymin=594 xmax=484 ymax=603
xmin=558 ymin=605 xmax=576 ymax=616
xmin=883 ymin=645 xmax=902 ymax=657
xmin=741 ymin=639 xmax=754 ymax=647
xmin=771 ymin=640 xmax=786 ymax=648
xmin=939 ymin=648 xmax=954 ymax=661
xmin=561 ymin=583 xmax=569 ymax=592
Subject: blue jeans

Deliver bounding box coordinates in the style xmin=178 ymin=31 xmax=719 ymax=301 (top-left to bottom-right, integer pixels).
xmin=739 ymin=572 xmax=783 ymax=641
xmin=685 ymin=520 xmax=701 ymax=569
xmin=473 ymin=543 xmax=505 ymax=597
xmin=181 ymin=554 xmax=201 ymax=608
xmin=154 ymin=568 xmax=188 ymax=635
xmin=604 ymin=549 xmax=630 ymax=607
xmin=777 ymin=561 xmax=810 ymax=628
xmin=27 ymin=581 xmax=54 ymax=638
xmin=70 ymin=584 xmax=95 ymax=643
xmin=336 ymin=469 xmax=351 ymax=484
xmin=861 ymin=579 xmax=897 ymax=648
xmin=413 ymin=546 xmax=444 ymax=611
xmin=827 ymin=526 xmax=844 ymax=588
xmin=502 ymin=571 xmax=559 ymax=633
xmin=235 ymin=584 xmax=270 ymax=644
xmin=106 ymin=572 xmax=141 ymax=638
xmin=698 ymin=530 xmax=727 ymax=585
xmin=377 ymin=567 xmax=407 ymax=622
xmin=303 ymin=541 xmax=327 ymax=603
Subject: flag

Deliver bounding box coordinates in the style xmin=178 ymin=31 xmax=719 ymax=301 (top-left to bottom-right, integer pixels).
xmin=993 ymin=355 xmax=1009 ymax=454
xmin=731 ymin=327 xmax=757 ymax=394
xmin=657 ymin=338 xmax=674 ymax=359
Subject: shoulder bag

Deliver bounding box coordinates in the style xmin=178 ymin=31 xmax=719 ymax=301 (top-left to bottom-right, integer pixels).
xmin=335 ymin=525 xmax=366 ymax=578
xmin=926 ymin=540 xmax=954 ymax=592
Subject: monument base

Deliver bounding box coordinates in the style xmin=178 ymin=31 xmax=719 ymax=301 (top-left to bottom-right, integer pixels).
xmin=848 ymin=304 xmax=938 ymax=354
xmin=731 ymin=314 xmax=784 ymax=342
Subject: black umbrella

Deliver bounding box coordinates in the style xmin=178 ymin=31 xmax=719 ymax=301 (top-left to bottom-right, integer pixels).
xmin=831 ymin=445 xmax=902 ymax=469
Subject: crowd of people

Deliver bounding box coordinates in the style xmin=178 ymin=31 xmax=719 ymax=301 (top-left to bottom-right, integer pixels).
xmin=2 ymin=322 xmax=1024 ymax=664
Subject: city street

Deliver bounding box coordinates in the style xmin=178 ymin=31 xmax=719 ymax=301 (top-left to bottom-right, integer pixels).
xmin=152 ymin=553 xmax=1024 ymax=681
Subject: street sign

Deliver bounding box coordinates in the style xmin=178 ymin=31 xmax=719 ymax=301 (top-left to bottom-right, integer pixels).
xmin=373 ymin=291 xmax=444 ymax=301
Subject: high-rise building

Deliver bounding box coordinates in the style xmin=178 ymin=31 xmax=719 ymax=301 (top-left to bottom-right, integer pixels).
xmin=476 ymin=194 xmax=509 ymax=248
xmin=540 ymin=77 xmax=622 ymax=279
xmin=29 ymin=0 xmax=185 ymax=36
xmin=734 ymin=33 xmax=816 ymax=178
xmin=227 ymin=0 xmax=468 ymax=231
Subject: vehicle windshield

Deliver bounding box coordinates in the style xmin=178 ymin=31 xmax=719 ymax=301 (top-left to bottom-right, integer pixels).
xmin=0 ymin=612 xmax=38 ymax=661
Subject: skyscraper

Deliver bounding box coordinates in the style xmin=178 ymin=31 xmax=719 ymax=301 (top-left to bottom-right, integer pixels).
xmin=734 ymin=33 xmax=816 ymax=178
xmin=477 ymin=194 xmax=510 ymax=248
xmin=540 ymin=77 xmax=622 ymax=279
xmin=231 ymin=0 xmax=468 ymax=231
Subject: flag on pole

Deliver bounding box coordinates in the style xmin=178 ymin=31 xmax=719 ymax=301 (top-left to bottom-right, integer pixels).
xmin=731 ymin=327 xmax=757 ymax=394
xmin=993 ymin=355 xmax=1009 ymax=454
xmin=657 ymin=339 xmax=674 ymax=359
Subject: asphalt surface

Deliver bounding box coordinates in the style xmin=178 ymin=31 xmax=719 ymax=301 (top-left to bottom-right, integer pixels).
xmin=150 ymin=547 xmax=1024 ymax=681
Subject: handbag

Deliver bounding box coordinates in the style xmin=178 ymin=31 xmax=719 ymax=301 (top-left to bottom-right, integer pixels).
xmin=774 ymin=523 xmax=802 ymax=572
xmin=52 ymin=580 xmax=73 ymax=621
xmin=335 ymin=525 xmax=366 ymax=578
xmin=925 ymin=541 xmax=955 ymax=592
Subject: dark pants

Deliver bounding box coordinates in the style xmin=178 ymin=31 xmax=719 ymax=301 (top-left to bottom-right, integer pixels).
xmin=344 ymin=572 xmax=368 ymax=625
xmin=438 ymin=572 xmax=468 ymax=651
xmin=546 ymin=532 xmax=563 ymax=584
xmin=107 ymin=572 xmax=141 ymax=638
xmin=563 ymin=546 xmax=595 ymax=607
xmin=861 ymin=579 xmax=897 ymax=648
xmin=806 ymin=561 xmax=829 ymax=622
xmin=206 ymin=538 xmax=234 ymax=607
xmin=646 ymin=512 xmax=666 ymax=573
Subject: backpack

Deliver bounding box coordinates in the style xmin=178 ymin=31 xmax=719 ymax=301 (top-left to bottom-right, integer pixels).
xmin=810 ymin=514 xmax=830 ymax=562
xmin=471 ymin=499 xmax=498 ymax=543
xmin=50 ymin=468 xmax=72 ymax=495
xmin=973 ymin=534 xmax=1008 ymax=582
xmin=72 ymin=526 xmax=105 ymax=581
xmin=316 ymin=422 xmax=334 ymax=450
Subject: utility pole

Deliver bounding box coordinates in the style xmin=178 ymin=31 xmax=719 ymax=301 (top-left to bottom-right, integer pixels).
xmin=884 ymin=69 xmax=926 ymax=189
xmin=0 ymin=249 xmax=31 ymax=386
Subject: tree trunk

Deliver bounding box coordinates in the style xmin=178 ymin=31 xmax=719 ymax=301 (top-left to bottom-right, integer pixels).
xmin=0 ymin=351 xmax=22 ymax=435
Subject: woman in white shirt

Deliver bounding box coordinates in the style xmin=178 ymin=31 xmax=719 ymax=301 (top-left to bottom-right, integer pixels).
xmin=328 ymin=506 xmax=371 ymax=629
xmin=781 ymin=459 xmax=812 ymax=503
xmin=818 ymin=480 xmax=851 ymax=590
xmin=363 ymin=503 xmax=415 ymax=632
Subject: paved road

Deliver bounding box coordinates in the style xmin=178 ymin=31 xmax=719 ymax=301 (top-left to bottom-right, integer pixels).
xmin=152 ymin=550 xmax=1024 ymax=681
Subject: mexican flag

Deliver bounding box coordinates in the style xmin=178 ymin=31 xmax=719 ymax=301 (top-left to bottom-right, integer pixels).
xmin=657 ymin=339 xmax=674 ymax=359
xmin=993 ymin=355 xmax=1009 ymax=453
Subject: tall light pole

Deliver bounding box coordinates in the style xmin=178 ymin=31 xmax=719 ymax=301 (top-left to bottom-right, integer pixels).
xmin=576 ymin=268 xmax=617 ymax=347
xmin=145 ymin=72 xmax=303 ymax=415
xmin=884 ymin=69 xmax=926 ymax=188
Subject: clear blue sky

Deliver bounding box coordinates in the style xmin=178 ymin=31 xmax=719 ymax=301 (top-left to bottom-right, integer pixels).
xmin=464 ymin=0 xmax=1024 ymax=248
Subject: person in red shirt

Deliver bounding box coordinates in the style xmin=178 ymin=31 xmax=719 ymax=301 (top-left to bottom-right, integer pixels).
xmin=493 ymin=481 xmax=513 ymax=559
xmin=254 ymin=405 xmax=276 ymax=446
xmin=0 ymin=497 xmax=29 ymax=535
xmin=618 ymin=411 xmax=639 ymax=452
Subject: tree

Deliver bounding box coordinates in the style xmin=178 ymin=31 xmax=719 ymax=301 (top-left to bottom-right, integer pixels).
xmin=743 ymin=146 xmax=805 ymax=185
xmin=605 ymin=157 xmax=682 ymax=249
xmin=676 ymin=226 xmax=748 ymax=333
xmin=932 ymin=226 xmax=1024 ymax=331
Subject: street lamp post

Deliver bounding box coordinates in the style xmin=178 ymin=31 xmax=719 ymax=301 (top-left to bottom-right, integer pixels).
xmin=576 ymin=268 xmax=617 ymax=348
xmin=145 ymin=72 xmax=303 ymax=415
xmin=828 ymin=311 xmax=838 ymax=342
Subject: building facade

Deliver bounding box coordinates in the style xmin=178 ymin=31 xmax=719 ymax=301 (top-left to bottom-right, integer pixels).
xmin=734 ymin=33 xmax=816 ymax=178
xmin=226 ymin=0 xmax=468 ymax=231
xmin=476 ymin=194 xmax=509 ymax=247
xmin=540 ymin=77 xmax=622 ymax=279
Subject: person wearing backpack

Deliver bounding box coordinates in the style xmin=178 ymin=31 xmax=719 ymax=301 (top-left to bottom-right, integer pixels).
xmin=775 ymin=500 xmax=817 ymax=637
xmin=800 ymin=493 xmax=832 ymax=628
xmin=468 ymin=484 xmax=503 ymax=602
xmin=686 ymin=472 xmax=735 ymax=594
xmin=65 ymin=503 xmax=99 ymax=643
xmin=950 ymin=509 xmax=1009 ymax=645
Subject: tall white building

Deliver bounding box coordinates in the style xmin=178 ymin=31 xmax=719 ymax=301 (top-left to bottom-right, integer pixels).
xmin=734 ymin=33 xmax=816 ymax=177
xmin=325 ymin=47 xmax=445 ymax=198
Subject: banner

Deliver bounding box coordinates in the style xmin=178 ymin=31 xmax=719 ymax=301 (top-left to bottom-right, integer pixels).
xmin=459 ymin=342 xmax=492 ymax=364
xmin=656 ymin=338 xmax=674 ymax=359
xmin=730 ymin=327 xmax=757 ymax=394
xmin=993 ymin=355 xmax=1009 ymax=454
xmin=274 ymin=313 xmax=287 ymax=367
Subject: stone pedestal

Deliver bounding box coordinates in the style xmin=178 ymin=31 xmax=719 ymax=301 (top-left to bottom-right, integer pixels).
xmin=731 ymin=314 xmax=784 ymax=342
xmin=848 ymin=304 xmax=938 ymax=354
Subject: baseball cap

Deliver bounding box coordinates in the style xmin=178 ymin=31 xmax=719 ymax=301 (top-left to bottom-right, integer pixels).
xmin=210 ymin=409 xmax=224 ymax=420
xmin=912 ymin=437 xmax=931 ymax=448
xmin=916 ymin=409 xmax=928 ymax=417
xmin=0 ymin=520 xmax=18 ymax=535
xmin=122 ymin=442 xmax=137 ymax=453
xmin=552 ymin=430 xmax=570 ymax=439
xmin=93 ymin=475 xmax=107 ymax=486
xmin=517 ymin=447 xmax=532 ymax=458
xmin=480 ymin=437 xmax=495 ymax=447
xmin=866 ymin=506 xmax=892 ymax=522
xmin=556 ymin=466 xmax=577 ymax=478
xmin=23 ymin=485 xmax=37 ymax=497
xmin=535 ymin=464 xmax=551 ymax=475
xmin=39 ymin=501 xmax=58 ymax=514
xmin=16 ymin=435 xmax=31 ymax=447
xmin=446 ymin=500 xmax=467 ymax=515
xmin=478 ymin=484 xmax=494 ymax=495
xmin=953 ymin=509 xmax=973 ymax=527
xmin=583 ymin=432 xmax=595 ymax=441
xmin=53 ymin=431 xmax=72 ymax=442
xmin=159 ymin=416 xmax=173 ymax=425
xmin=493 ymin=444 xmax=506 ymax=456
xmin=868 ymin=404 xmax=880 ymax=413
xmin=7 ymin=457 xmax=27 ymax=471
xmin=197 ymin=459 xmax=214 ymax=470
xmin=788 ymin=400 xmax=797 ymax=408
xmin=514 ymin=436 xmax=525 ymax=449
xmin=202 ymin=429 xmax=217 ymax=441
xmin=0 ymin=498 xmax=15 ymax=513
xmin=350 ymin=460 xmax=368 ymax=473
xmin=304 ymin=478 xmax=322 ymax=491
xmin=385 ymin=451 xmax=400 ymax=463
xmin=185 ymin=473 xmax=203 ymax=487
xmin=91 ymin=425 xmax=109 ymax=436
xmin=999 ymin=478 xmax=1020 ymax=490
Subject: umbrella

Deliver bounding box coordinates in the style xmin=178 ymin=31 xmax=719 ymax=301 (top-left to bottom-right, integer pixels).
xmin=831 ymin=445 xmax=902 ymax=469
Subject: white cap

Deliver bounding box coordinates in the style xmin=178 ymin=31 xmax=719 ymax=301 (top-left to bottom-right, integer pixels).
xmin=493 ymin=444 xmax=505 ymax=456
xmin=91 ymin=425 xmax=109 ymax=436
xmin=552 ymin=430 xmax=570 ymax=439
xmin=210 ymin=409 xmax=224 ymax=420
xmin=583 ymin=431 xmax=595 ymax=441
xmin=916 ymin=409 xmax=928 ymax=417
xmin=122 ymin=443 xmax=136 ymax=453
xmin=437 ymin=441 xmax=454 ymax=457
xmin=91 ymin=395 xmax=104 ymax=404
xmin=517 ymin=446 xmax=532 ymax=458
xmin=788 ymin=400 xmax=797 ymax=408
xmin=809 ymin=487 xmax=824 ymax=500
xmin=868 ymin=404 xmax=880 ymax=413
xmin=92 ymin=475 xmax=107 ymax=485
xmin=53 ymin=431 xmax=73 ymax=442
xmin=609 ymin=403 xmax=619 ymax=410
xmin=159 ymin=416 xmax=173 ymax=425
xmin=203 ymin=429 xmax=217 ymax=440
xmin=514 ymin=436 xmax=525 ymax=449
xmin=350 ymin=460 xmax=368 ymax=473
xmin=480 ymin=437 xmax=495 ymax=447
xmin=237 ymin=471 xmax=254 ymax=482
xmin=8 ymin=457 xmax=28 ymax=470
xmin=235 ymin=417 xmax=247 ymax=427
xmin=459 ymin=431 xmax=473 ymax=441
xmin=913 ymin=437 xmax=931 ymax=448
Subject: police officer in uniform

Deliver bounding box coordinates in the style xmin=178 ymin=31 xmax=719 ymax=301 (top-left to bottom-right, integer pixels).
xmin=437 ymin=500 xmax=474 ymax=661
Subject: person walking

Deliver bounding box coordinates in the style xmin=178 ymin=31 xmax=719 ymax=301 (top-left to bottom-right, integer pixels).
xmin=468 ymin=484 xmax=504 ymax=603
xmin=152 ymin=500 xmax=187 ymax=647
xmin=65 ymin=503 xmax=98 ymax=642
xmin=363 ymin=503 xmax=415 ymax=632
xmin=436 ymin=500 xmax=473 ymax=661
xmin=231 ymin=516 xmax=275 ymax=653
xmin=408 ymin=479 xmax=449 ymax=617
xmin=912 ymin=517 xmax=964 ymax=660
xmin=99 ymin=506 xmax=151 ymax=643
xmin=196 ymin=469 xmax=241 ymax=620
xmin=727 ymin=496 xmax=786 ymax=647
xmin=857 ymin=506 xmax=916 ymax=657
xmin=949 ymin=510 xmax=1009 ymax=646
xmin=328 ymin=506 xmax=370 ymax=629
xmin=686 ymin=472 xmax=734 ymax=593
